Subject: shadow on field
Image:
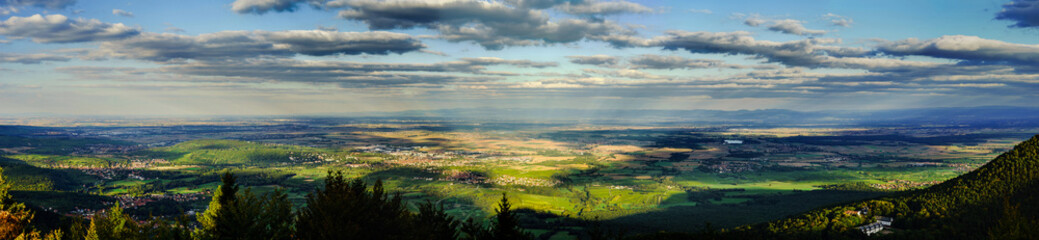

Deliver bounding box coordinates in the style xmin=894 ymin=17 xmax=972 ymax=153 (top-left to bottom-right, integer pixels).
xmin=514 ymin=189 xmax=890 ymax=237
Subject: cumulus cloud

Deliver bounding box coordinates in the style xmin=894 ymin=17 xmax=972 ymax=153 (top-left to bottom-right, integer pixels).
xmin=995 ymin=0 xmax=1039 ymax=28
xmin=260 ymin=30 xmax=426 ymax=56
xmin=458 ymin=57 xmax=558 ymax=68
xmin=583 ymin=68 xmax=665 ymax=79
xmin=494 ymin=62 xmax=1039 ymax=103
xmin=555 ymin=0 xmax=653 ymax=15
xmin=331 ymin=0 xmax=542 ymax=29
xmin=435 ymin=18 xmax=633 ymax=50
xmin=566 ymin=55 xmax=618 ymax=66
xmin=64 ymin=56 xmax=558 ymax=89
xmin=743 ymin=15 xmax=765 ymax=27
xmin=55 ymin=66 xmax=140 ymax=75
xmin=766 ymin=19 xmax=825 ymax=36
xmin=98 ymin=30 xmax=425 ymax=61
xmin=0 ymin=52 xmax=69 ymax=64
xmin=877 ymin=35 xmax=1039 ymax=66
xmin=112 ymin=9 xmax=133 ymax=17
xmin=628 ymin=54 xmax=750 ymax=69
xmin=502 ymin=0 xmax=652 ymax=15
xmin=1 ymin=0 xmax=75 ymax=10
xmin=327 ymin=0 xmax=639 ymax=50
xmin=161 ymin=58 xmax=507 ymax=87
xmin=231 ymin=0 xmax=324 ymax=14
xmin=738 ymin=15 xmax=826 ymax=36
xmin=652 ymin=31 xmax=874 ymax=68
xmin=597 ymin=30 xmax=963 ymax=75
xmin=823 ymin=13 xmax=852 ymax=27
xmin=0 ymin=14 xmax=140 ymax=43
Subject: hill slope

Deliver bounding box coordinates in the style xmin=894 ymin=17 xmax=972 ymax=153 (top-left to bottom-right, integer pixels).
xmin=139 ymin=139 xmax=356 ymax=165
xmin=645 ymin=135 xmax=1039 ymax=239
xmin=759 ymin=134 xmax=1039 ymax=239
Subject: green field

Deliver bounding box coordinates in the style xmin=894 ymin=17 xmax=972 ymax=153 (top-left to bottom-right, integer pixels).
xmin=0 ymin=126 xmax=1031 ymax=238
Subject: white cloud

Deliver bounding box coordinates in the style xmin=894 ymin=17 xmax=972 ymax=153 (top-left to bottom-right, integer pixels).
xmin=231 ymin=0 xmax=323 ymax=14
xmin=0 ymin=14 xmax=139 ymax=43
xmin=878 ymin=35 xmax=1039 ymax=66
xmin=766 ymin=19 xmax=825 ymax=36
xmin=326 ymin=0 xmax=639 ymax=50
xmin=98 ymin=30 xmax=426 ymax=61
xmin=566 ymin=55 xmax=618 ymax=67
xmin=112 ymin=9 xmax=133 ymax=17
xmin=823 ymin=13 xmax=852 ymax=27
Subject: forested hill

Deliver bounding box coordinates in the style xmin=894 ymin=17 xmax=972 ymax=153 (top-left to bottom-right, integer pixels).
xmin=653 ymin=135 xmax=1039 ymax=239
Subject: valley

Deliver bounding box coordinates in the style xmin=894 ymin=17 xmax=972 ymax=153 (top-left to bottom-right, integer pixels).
xmin=0 ymin=119 xmax=1032 ymax=239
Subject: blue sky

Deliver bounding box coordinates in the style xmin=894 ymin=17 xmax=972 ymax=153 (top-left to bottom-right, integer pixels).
xmin=1 ymin=0 xmax=1038 ymax=115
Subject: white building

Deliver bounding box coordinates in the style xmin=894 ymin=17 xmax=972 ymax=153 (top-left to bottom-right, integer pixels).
xmin=878 ymin=216 xmax=893 ymax=226
xmin=857 ymin=222 xmax=884 ymax=236
xmin=724 ymin=140 xmax=743 ymax=144
xmin=857 ymin=216 xmax=894 ymax=236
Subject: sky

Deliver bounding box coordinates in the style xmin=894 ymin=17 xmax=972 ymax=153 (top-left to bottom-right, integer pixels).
xmin=0 ymin=0 xmax=1038 ymax=116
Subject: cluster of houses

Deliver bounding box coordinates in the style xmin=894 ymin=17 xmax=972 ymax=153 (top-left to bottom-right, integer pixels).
xmin=285 ymin=151 xmax=352 ymax=163
xmin=357 ymin=145 xmax=487 ymax=161
xmin=490 ymin=175 xmax=561 ymax=187
xmin=697 ymin=160 xmax=761 ymax=173
xmin=442 ymin=170 xmax=487 ymax=185
xmin=848 ymin=207 xmax=895 ymax=236
xmin=113 ymin=192 xmax=207 ymax=209
xmin=870 ymin=179 xmax=942 ymax=191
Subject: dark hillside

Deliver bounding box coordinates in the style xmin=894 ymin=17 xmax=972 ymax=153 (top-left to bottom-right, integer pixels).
xmin=639 ymin=135 xmax=1039 ymax=239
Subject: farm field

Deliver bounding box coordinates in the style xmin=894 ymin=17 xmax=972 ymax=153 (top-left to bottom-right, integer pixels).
xmin=0 ymin=121 xmax=1034 ymax=238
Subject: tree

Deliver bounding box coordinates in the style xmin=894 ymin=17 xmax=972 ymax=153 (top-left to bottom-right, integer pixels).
xmin=195 ymin=171 xmax=293 ymax=240
xmin=488 ymin=193 xmax=530 ymax=240
xmin=415 ymin=200 xmax=460 ymax=240
xmin=85 ymin=204 xmax=142 ymax=240
xmin=295 ymin=171 xmax=413 ymax=240
xmin=141 ymin=214 xmax=193 ymax=240
xmin=0 ymin=167 xmax=34 ymax=239
xmin=195 ymin=171 xmax=238 ymax=240
xmin=459 ymin=215 xmax=488 ymax=240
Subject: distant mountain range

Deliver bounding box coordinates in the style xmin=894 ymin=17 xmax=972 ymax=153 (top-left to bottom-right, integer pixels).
xmin=359 ymin=106 xmax=1039 ymax=127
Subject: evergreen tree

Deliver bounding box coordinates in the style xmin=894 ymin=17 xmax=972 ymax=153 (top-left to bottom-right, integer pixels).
xmin=195 ymin=171 xmax=293 ymax=240
xmin=295 ymin=171 xmax=413 ymax=240
xmin=488 ymin=193 xmax=530 ymax=240
xmin=85 ymin=204 xmax=141 ymax=240
xmin=415 ymin=200 xmax=460 ymax=240
xmin=195 ymin=171 xmax=238 ymax=240
xmin=255 ymin=189 xmax=293 ymax=240
xmin=142 ymin=214 xmax=192 ymax=240
xmin=459 ymin=216 xmax=488 ymax=240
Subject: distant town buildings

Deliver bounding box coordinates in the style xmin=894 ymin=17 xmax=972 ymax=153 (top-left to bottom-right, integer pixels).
xmin=724 ymin=140 xmax=743 ymax=144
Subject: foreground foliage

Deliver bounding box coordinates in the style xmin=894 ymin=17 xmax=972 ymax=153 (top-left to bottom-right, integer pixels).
xmin=0 ymin=169 xmax=532 ymax=240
